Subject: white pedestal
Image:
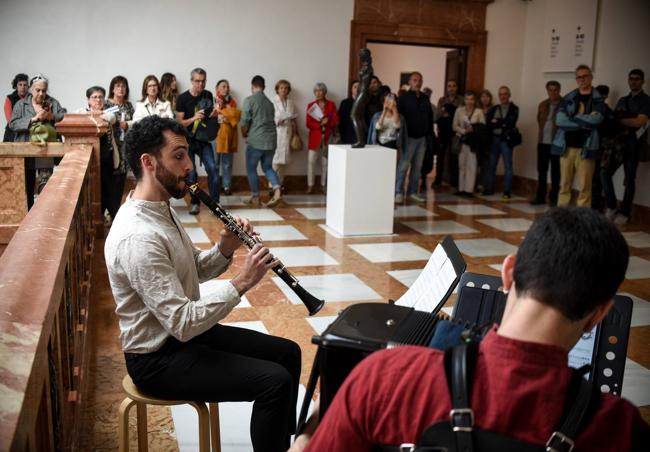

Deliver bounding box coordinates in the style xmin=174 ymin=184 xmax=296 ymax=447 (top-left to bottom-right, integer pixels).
xmin=325 ymin=144 xmax=396 ymax=236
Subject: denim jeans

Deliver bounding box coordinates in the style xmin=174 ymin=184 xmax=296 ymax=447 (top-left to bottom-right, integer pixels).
xmin=215 ymin=150 xmax=234 ymax=190
xmin=395 ymin=136 xmax=426 ymax=196
xmin=487 ymin=137 xmax=514 ymax=195
xmin=601 ymin=140 xmax=639 ymax=216
xmin=246 ymin=145 xmax=280 ymax=195
xmin=188 ymin=139 xmax=219 ymax=204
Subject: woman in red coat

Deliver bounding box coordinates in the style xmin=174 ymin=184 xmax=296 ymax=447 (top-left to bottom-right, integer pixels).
xmin=306 ymin=82 xmax=339 ymax=193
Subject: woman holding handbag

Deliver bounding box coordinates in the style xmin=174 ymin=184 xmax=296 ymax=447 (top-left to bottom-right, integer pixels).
xmin=453 ymin=91 xmax=486 ymax=196
xmin=273 ymin=79 xmax=298 ymax=193
xmin=306 ymin=82 xmax=339 ymax=193
xmin=9 ymin=74 xmax=67 ymax=209
xmin=213 ymin=79 xmax=241 ymax=195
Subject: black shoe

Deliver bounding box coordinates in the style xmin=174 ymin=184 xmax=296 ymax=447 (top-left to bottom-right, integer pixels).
xmin=189 ymin=204 xmax=200 ymax=215
xmin=481 ymin=190 xmax=494 ymax=196
xmin=529 ymin=198 xmax=545 ymax=205
xmin=223 ymin=187 xmax=232 ymax=196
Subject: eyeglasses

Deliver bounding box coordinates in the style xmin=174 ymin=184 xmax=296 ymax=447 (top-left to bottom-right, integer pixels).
xmin=575 ymin=74 xmax=592 ymax=81
xmin=89 ymin=95 xmax=105 ymax=100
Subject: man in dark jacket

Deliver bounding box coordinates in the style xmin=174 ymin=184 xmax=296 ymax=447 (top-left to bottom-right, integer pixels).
xmin=396 ymin=72 xmax=433 ymax=203
xmin=531 ymin=81 xmax=561 ymax=205
xmin=484 ymin=86 xmax=519 ymax=200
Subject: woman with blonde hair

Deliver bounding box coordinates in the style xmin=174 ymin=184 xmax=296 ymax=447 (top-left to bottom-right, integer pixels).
xmin=273 ymin=79 xmax=297 ymax=192
xmin=160 ymin=72 xmax=178 ymax=112
xmin=213 ymin=79 xmax=241 ymax=195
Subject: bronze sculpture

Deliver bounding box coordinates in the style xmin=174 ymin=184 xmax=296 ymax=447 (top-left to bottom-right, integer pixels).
xmin=351 ymin=48 xmax=373 ymax=148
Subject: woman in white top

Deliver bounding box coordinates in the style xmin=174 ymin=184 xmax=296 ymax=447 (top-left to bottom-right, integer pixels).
xmin=132 ymin=75 xmax=174 ymax=123
xmin=367 ymin=93 xmax=405 ymax=150
xmin=452 ymin=91 xmax=485 ymax=196
xmin=272 ymin=79 xmax=297 ymax=191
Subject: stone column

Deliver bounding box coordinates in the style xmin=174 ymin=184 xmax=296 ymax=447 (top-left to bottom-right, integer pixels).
xmin=56 ymin=113 xmax=109 ymax=238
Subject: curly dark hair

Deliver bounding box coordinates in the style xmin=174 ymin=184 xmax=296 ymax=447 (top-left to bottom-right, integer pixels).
xmin=11 ymin=73 xmax=28 ymax=89
xmin=124 ymin=116 xmax=189 ymax=180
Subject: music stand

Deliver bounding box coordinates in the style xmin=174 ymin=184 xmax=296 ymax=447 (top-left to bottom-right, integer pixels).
xmin=452 ymin=285 xmax=633 ymax=396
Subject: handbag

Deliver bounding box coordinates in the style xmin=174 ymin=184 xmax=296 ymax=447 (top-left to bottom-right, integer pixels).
xmin=29 ymin=121 xmax=58 ymax=143
xmin=290 ymin=131 xmax=303 ymax=151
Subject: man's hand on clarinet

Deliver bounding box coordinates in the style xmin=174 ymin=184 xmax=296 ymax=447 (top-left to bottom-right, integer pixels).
xmin=231 ymin=243 xmax=280 ymax=296
xmin=219 ymin=216 xmax=253 ymax=258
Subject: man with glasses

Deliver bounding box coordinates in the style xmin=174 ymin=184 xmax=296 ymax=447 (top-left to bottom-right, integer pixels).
xmin=552 ymin=64 xmax=604 ymax=207
xmin=601 ymin=69 xmax=650 ymax=224
xmin=176 ymin=68 xmax=219 ymax=214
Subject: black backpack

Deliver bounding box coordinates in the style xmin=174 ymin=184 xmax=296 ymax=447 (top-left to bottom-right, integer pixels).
xmin=375 ymin=342 xmax=596 ymax=452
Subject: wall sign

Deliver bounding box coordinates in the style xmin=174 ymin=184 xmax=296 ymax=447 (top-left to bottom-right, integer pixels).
xmin=543 ymin=0 xmax=598 ymax=72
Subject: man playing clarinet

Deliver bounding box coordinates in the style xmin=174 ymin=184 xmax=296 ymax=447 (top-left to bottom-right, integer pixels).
xmin=104 ymin=115 xmax=301 ymax=452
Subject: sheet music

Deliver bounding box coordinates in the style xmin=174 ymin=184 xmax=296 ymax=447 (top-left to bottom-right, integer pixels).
xmin=395 ymin=243 xmax=458 ymax=312
xmin=307 ymin=103 xmax=324 ymax=121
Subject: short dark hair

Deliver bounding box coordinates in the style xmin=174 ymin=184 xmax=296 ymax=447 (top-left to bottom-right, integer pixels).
xmin=629 ymin=68 xmax=645 ymax=80
xmin=513 ymin=207 xmax=628 ymax=321
xmin=11 ymin=73 xmax=28 ymax=89
xmin=595 ymin=84 xmax=610 ymax=97
xmin=546 ymin=80 xmax=561 ymax=90
xmin=124 ymin=116 xmax=189 ymax=180
xmin=108 ymin=75 xmax=130 ymax=100
xmin=251 ymin=75 xmax=265 ymax=89
xmin=191 ymin=68 xmax=207 ymax=80
xmin=86 ymin=86 xmax=106 ymax=98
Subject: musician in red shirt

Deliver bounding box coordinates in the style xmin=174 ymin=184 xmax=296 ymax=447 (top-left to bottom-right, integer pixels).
xmin=299 ymin=207 xmax=649 ymax=451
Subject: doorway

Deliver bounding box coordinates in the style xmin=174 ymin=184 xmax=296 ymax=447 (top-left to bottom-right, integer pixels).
xmin=366 ymin=42 xmax=467 ymax=100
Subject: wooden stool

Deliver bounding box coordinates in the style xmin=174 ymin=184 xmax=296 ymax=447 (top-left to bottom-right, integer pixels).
xmin=119 ymin=375 xmax=221 ymax=452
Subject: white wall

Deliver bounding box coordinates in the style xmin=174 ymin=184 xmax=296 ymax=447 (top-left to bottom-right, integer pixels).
xmin=484 ymin=0 xmax=650 ymax=207
xmin=367 ymin=43 xmax=451 ymax=100
xmin=0 ymin=0 xmax=355 ymax=176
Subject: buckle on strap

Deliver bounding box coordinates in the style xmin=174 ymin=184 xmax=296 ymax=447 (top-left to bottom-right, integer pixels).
xmin=449 ymin=408 xmax=474 ymax=432
xmin=399 ymin=444 xmax=416 ymax=452
xmin=546 ymin=431 xmax=575 ymax=452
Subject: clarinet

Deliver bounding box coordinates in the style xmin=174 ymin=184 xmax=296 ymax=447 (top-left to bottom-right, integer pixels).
xmin=187 ymin=183 xmax=325 ymax=316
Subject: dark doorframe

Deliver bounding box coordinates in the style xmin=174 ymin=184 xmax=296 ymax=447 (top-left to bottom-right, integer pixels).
xmin=348 ymin=20 xmax=486 ymax=94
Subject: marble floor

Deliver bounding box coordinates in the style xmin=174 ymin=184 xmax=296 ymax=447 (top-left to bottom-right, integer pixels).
xmin=81 ymin=183 xmax=650 ymax=451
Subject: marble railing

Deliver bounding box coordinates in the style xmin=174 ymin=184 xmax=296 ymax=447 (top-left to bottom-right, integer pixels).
xmin=0 ymin=115 xmax=107 ymax=450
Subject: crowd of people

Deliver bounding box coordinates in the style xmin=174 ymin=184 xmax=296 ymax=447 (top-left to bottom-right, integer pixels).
xmin=3 ymin=64 xmax=648 ymax=223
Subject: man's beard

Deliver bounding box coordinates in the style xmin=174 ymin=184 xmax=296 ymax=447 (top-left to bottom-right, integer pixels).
xmin=155 ymin=160 xmax=186 ymax=199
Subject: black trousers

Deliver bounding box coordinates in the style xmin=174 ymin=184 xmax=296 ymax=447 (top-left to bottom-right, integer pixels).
xmin=100 ymin=150 xmax=126 ymax=219
xmin=602 ymin=145 xmax=639 ymax=216
xmin=535 ymin=143 xmax=560 ymax=204
xmin=125 ymin=324 xmax=301 ymax=452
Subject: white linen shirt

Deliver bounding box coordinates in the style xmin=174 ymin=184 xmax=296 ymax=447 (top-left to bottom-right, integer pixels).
xmin=104 ymin=192 xmax=240 ymax=353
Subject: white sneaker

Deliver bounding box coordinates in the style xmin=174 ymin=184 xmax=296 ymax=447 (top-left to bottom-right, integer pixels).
xmin=614 ymin=214 xmax=629 ymax=225
xmin=605 ymin=208 xmax=617 ymax=221
xmin=408 ymin=194 xmax=425 ymax=203
xmin=395 ymin=194 xmax=404 ymax=203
